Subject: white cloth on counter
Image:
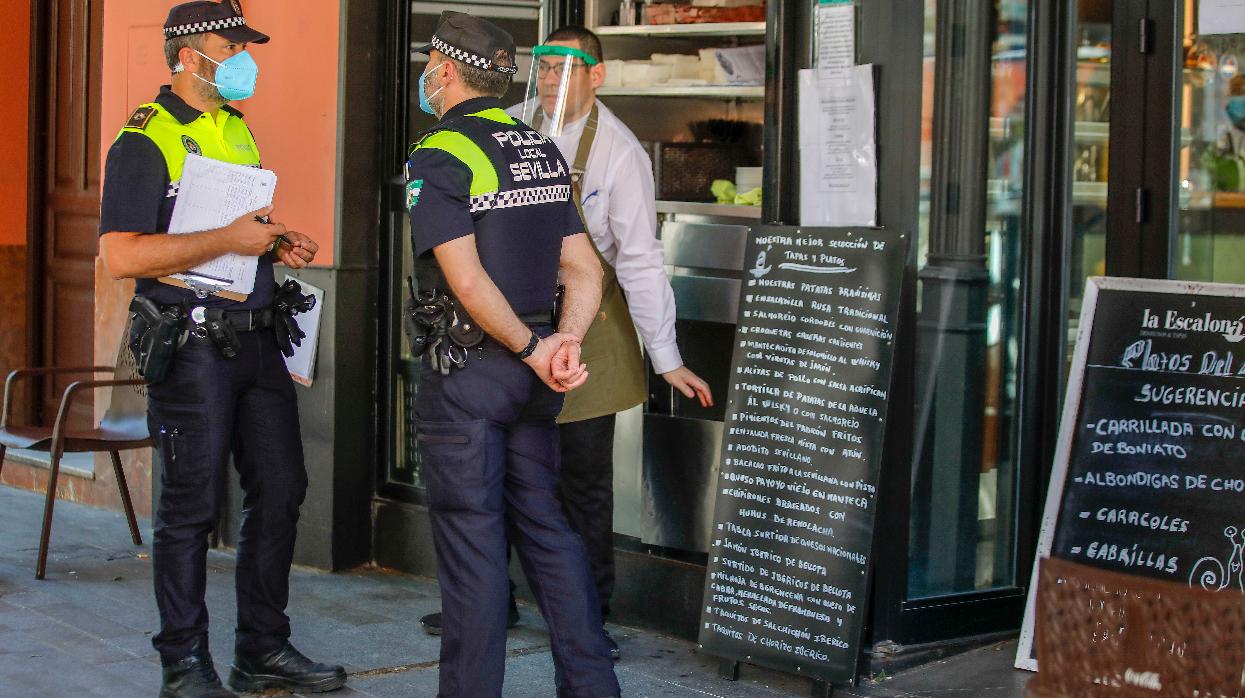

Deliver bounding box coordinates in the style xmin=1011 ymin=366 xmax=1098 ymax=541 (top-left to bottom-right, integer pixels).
xmin=507 ymin=99 xmax=684 ymax=374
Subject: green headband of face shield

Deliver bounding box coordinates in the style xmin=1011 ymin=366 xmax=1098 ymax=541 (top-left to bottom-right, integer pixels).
xmin=532 ymin=44 xmax=600 ymax=65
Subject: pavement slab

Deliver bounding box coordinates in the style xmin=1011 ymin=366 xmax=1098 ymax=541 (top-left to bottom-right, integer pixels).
xmin=0 ymin=484 xmax=1032 ymax=697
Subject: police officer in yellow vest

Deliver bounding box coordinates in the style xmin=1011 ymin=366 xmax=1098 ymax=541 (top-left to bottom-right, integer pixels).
xmin=98 ymin=3 xmax=344 ymax=696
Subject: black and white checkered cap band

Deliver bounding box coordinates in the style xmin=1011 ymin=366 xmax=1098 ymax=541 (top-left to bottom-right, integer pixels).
xmin=164 ymin=15 xmax=246 ymax=40
xmin=470 ymin=184 xmax=571 ymax=213
xmin=431 ymin=35 xmax=518 ymax=75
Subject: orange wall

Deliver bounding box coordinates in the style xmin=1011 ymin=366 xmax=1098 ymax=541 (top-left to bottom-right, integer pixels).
xmin=101 ymin=0 xmax=340 ymax=265
xmin=0 ymin=0 xmax=30 ymax=247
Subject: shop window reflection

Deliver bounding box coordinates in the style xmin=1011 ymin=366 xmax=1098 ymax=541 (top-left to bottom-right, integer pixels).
xmin=907 ymin=0 xmax=1026 ymax=599
xmin=1172 ymin=0 xmax=1245 ymax=283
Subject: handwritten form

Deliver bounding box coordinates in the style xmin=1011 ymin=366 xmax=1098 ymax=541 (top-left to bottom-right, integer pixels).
xmin=168 ymin=154 xmax=277 ymax=295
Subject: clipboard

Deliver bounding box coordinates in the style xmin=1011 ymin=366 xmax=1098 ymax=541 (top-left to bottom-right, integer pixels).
xmin=157 ymin=273 xmax=249 ymax=302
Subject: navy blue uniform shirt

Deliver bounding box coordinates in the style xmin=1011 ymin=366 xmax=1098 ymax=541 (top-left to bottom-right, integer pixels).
xmin=99 ymin=86 xmax=275 ymax=310
xmin=406 ymin=96 xmax=583 ymax=316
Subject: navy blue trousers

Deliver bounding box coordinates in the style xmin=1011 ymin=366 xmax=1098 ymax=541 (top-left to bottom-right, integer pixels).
xmin=416 ymin=340 xmax=619 ymax=698
xmin=146 ymin=330 xmax=307 ymax=664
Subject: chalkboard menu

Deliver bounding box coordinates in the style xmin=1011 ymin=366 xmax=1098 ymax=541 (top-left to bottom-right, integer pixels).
xmin=697 ymin=226 xmax=907 ymax=684
xmin=1017 ymin=277 xmax=1245 ymax=671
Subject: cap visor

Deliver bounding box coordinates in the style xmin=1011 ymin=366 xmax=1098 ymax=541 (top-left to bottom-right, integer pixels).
xmin=413 ymin=42 xmax=433 ymax=55
xmin=215 ymin=25 xmax=270 ymax=44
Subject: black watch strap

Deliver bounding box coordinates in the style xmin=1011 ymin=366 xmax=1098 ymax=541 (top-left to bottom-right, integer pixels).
xmin=515 ymin=331 xmax=540 ymax=359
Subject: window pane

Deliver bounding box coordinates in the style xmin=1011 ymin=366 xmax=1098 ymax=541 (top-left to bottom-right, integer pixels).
xmin=1172 ymin=0 xmax=1245 ymax=283
xmin=908 ymin=0 xmax=1027 ymax=599
xmin=1069 ymin=0 xmax=1111 ymax=364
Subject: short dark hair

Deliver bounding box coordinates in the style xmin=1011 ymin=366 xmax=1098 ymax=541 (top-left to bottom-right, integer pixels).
xmin=164 ymin=34 xmax=205 ymax=71
xmin=452 ymin=58 xmax=511 ymax=98
xmin=544 ymin=26 xmax=603 ymax=63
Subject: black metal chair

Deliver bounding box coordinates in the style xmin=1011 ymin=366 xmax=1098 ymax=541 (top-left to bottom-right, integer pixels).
xmin=0 ymin=329 xmax=148 ymax=579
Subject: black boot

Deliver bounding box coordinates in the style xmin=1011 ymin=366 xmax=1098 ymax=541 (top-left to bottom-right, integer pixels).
xmin=227 ymin=642 xmax=346 ymax=694
xmin=160 ymin=646 xmax=236 ymax=698
xmin=420 ymin=595 xmax=521 ymax=636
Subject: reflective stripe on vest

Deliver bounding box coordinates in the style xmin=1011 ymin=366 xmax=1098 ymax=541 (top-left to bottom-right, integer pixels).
xmin=117 ymin=102 xmax=261 ymax=189
xmin=410 ymin=109 xmax=572 ymax=214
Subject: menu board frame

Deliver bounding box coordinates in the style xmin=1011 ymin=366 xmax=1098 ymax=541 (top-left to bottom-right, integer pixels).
xmin=696 ymin=224 xmax=908 ymax=686
xmin=1017 ymin=276 xmax=1245 ymax=671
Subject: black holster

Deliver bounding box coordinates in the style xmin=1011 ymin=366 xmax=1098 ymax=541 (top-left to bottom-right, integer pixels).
xmin=402 ymin=277 xmax=482 ymax=375
xmin=128 ymin=296 xmax=183 ymax=384
xmin=202 ymin=309 xmax=241 ymax=359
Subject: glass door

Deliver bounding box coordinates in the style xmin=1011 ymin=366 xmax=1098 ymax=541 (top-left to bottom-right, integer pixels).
xmin=1069 ymin=0 xmax=1112 ymax=362
xmin=1171 ymin=0 xmax=1245 ymax=282
xmin=907 ymin=0 xmax=1028 ymax=602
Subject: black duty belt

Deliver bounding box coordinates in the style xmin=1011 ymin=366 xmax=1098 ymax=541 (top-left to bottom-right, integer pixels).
xmin=182 ymin=307 xmax=276 ymax=333
xmin=516 ymin=309 xmax=556 ymax=326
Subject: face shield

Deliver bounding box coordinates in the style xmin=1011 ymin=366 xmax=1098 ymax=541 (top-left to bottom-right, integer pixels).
xmin=522 ymin=44 xmax=600 ymax=137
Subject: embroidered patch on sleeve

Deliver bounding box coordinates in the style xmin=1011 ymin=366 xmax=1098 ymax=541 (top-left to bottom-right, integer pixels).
xmin=406 ymin=179 xmax=424 ymax=211
xmin=125 ymin=106 xmax=156 ymax=130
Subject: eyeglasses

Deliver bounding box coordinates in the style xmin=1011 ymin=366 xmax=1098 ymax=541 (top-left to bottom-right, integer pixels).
xmin=536 ymin=60 xmax=588 ymax=79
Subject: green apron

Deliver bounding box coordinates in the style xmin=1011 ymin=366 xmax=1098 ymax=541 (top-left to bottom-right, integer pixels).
xmin=545 ymin=106 xmax=647 ymax=424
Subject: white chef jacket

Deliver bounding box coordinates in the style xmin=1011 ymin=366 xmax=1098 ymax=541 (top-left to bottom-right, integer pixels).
xmin=508 ymin=99 xmax=683 ymax=374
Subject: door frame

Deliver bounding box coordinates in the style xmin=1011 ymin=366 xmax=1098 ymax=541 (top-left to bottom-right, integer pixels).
xmin=865 ymin=0 xmax=1080 ymax=647
xmin=24 ymin=0 xmax=50 ymax=422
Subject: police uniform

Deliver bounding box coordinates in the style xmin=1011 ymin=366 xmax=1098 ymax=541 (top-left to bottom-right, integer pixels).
xmin=99 ymin=3 xmax=343 ymax=695
xmin=406 ymin=12 xmax=620 ymax=698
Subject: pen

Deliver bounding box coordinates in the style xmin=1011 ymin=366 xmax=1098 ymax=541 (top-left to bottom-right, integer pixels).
xmin=256 ymin=215 xmax=292 ymax=248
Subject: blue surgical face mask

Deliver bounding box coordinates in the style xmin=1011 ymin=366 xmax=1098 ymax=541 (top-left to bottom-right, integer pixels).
xmin=419 ymin=62 xmax=446 ymax=116
xmin=1228 ymin=96 xmax=1245 ymax=130
xmin=185 ymin=49 xmax=259 ymax=101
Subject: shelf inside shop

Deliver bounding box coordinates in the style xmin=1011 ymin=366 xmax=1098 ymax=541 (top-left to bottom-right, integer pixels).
xmin=982 ymin=181 xmax=1106 ymax=211
xmin=598 ymin=85 xmax=764 ymax=99
xmin=656 ymin=200 xmax=763 ymax=219
xmin=593 ymin=21 xmax=767 ymax=38
xmin=988 ymin=117 xmax=1109 ymax=145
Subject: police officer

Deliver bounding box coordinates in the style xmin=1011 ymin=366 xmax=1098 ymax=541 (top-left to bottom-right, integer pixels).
xmin=405 ymin=11 xmax=620 ymax=698
xmin=420 ymin=26 xmax=716 ymax=661
xmin=98 ymin=2 xmax=345 ymax=696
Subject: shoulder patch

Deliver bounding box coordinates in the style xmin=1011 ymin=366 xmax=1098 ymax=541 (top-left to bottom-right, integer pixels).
xmin=125 ymin=106 xmax=156 ymax=130
xmin=406 ymin=179 xmax=423 ymax=211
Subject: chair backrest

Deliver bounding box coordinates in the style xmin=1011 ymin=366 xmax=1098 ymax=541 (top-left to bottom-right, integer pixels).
xmin=99 ymin=313 xmax=148 ymax=434
xmin=1030 ymin=556 xmax=1245 ymax=697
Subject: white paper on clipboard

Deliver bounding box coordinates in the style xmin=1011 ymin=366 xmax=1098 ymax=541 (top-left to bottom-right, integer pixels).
xmin=282 ymin=276 xmax=325 ymax=387
xmin=168 ymin=154 xmax=277 ymax=296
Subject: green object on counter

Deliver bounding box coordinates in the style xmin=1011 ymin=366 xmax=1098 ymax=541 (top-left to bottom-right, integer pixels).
xmin=711 ymin=179 xmax=737 ymax=204
xmin=734 ymin=187 xmax=762 ymax=206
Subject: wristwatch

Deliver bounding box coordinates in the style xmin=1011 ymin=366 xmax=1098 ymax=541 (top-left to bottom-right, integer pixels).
xmin=515 ymin=331 xmax=540 ymax=359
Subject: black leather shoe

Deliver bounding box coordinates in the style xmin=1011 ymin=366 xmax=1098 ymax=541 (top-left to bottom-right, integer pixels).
xmin=228 ymin=642 xmax=346 ymax=694
xmin=420 ymin=600 xmax=521 ymax=636
xmin=604 ymin=629 xmax=621 ymax=662
xmin=161 ymin=648 xmax=236 ymax=698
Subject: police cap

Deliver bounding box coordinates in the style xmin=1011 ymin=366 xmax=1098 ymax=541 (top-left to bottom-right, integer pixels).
xmin=163 ymin=0 xmax=270 ymax=45
xmin=414 ymin=11 xmax=518 ymax=76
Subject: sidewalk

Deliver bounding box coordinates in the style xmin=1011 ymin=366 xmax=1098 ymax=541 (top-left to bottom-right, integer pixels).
xmin=0 ymin=485 xmax=1031 ymax=696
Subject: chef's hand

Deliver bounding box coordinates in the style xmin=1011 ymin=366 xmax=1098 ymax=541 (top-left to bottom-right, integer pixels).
xmin=662 ymin=366 xmax=713 ymax=407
